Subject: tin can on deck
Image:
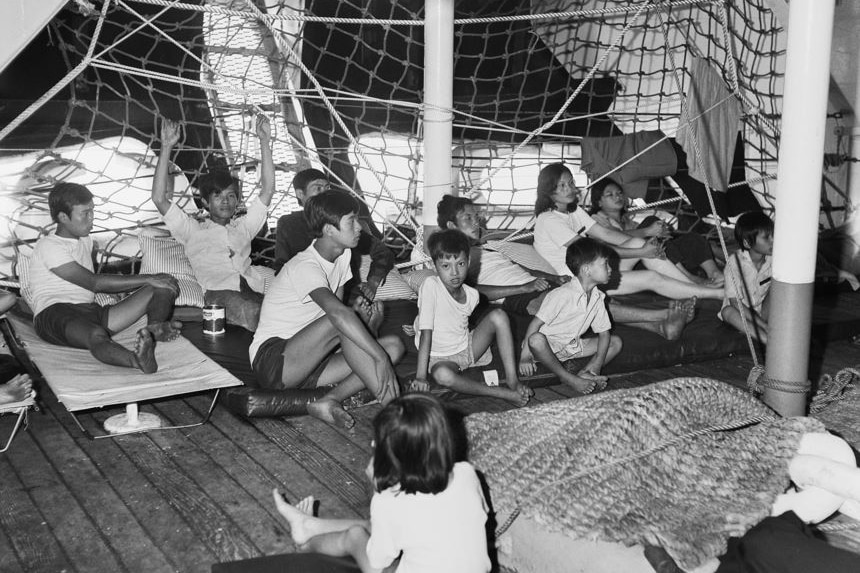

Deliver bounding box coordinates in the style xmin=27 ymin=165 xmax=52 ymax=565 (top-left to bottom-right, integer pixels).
xmin=202 ymin=304 xmax=226 ymax=335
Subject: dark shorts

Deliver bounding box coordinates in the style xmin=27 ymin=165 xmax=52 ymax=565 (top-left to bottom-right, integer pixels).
xmin=251 ymin=336 xmax=336 ymax=390
xmin=34 ymin=302 xmax=110 ymax=347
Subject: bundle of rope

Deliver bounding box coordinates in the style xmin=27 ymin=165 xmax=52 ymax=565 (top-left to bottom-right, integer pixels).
xmin=465 ymin=377 xmax=823 ymax=570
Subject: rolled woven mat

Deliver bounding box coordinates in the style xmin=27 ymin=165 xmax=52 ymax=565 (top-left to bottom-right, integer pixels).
xmin=466 ymin=377 xmax=824 ymax=570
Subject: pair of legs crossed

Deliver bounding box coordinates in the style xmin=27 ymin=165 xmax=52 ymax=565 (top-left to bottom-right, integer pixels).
xmin=274 ymin=313 xmax=405 ymax=428
xmin=526 ymin=332 xmax=623 ymax=394
xmin=35 ymin=285 xmax=179 ymax=373
xmin=720 ymin=294 xmax=770 ymax=345
xmin=427 ymin=309 xmax=531 ymax=406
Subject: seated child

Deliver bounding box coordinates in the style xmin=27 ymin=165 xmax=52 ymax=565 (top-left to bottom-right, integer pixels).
xmin=519 ymin=238 xmax=623 ymax=394
xmin=719 ymin=211 xmax=773 ymax=345
xmin=26 ymin=183 xmax=181 ymax=373
xmin=274 ymin=393 xmax=491 ymax=573
xmin=250 ymin=190 xmax=405 ymax=429
xmin=151 ymin=116 xmax=277 ymax=331
xmin=410 ymin=229 xmax=532 ymax=406
xmin=274 ymin=168 xmax=395 ymax=302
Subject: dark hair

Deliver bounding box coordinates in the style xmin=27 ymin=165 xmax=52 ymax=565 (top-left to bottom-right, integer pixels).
xmin=565 ymin=237 xmax=615 ymax=276
xmin=734 ymin=211 xmax=773 ymax=250
xmin=436 ymin=194 xmax=474 ymax=228
xmin=49 ymin=182 xmax=93 ymax=223
xmin=534 ymin=163 xmax=575 ymax=216
xmin=427 ymin=229 xmax=470 ymax=262
xmin=293 ymin=168 xmax=327 ymax=192
xmin=197 ymin=170 xmax=240 ymax=203
xmin=372 ymin=394 xmax=455 ymax=495
xmin=304 ymin=189 xmax=359 ymax=237
xmin=588 ymin=178 xmax=624 ymax=214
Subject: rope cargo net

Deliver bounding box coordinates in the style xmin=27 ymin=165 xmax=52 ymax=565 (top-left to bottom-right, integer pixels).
xmin=0 ymin=0 xmax=836 ymax=291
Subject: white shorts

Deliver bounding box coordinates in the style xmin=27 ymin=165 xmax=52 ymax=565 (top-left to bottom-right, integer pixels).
xmin=429 ymin=331 xmax=493 ymax=371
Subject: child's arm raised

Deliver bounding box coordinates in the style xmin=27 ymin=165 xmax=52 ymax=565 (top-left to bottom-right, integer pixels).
xmin=151 ymin=118 xmax=181 ymax=216
xmin=49 ymin=260 xmax=179 ymax=296
xmin=309 ymin=287 xmax=399 ymax=400
xmin=255 ymin=116 xmax=276 ymax=207
xmin=518 ymin=316 xmax=544 ymax=377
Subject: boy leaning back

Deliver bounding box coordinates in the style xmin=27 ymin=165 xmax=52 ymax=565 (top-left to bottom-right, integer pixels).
xmin=250 ymin=190 xmax=405 ymax=429
xmin=411 ymin=229 xmax=532 ymax=406
xmin=151 ymin=116 xmax=276 ymax=332
xmin=519 ymin=238 xmax=623 ymax=394
xmin=27 ymin=183 xmax=181 ymax=373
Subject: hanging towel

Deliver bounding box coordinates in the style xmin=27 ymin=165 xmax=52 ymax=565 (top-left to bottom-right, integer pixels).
xmin=581 ymin=130 xmax=677 ymax=198
xmin=677 ymin=57 xmax=742 ymax=191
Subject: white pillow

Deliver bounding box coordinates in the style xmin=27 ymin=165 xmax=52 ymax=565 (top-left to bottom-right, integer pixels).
xmin=358 ymin=255 xmax=417 ymax=301
xmin=138 ymin=229 xmax=206 ymax=307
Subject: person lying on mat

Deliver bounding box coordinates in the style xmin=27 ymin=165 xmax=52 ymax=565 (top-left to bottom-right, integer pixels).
xmin=437 ymin=195 xmax=695 ymax=341
xmin=533 ymin=163 xmax=724 ymax=301
xmin=273 ymin=168 xmax=395 ymax=305
xmin=589 ymin=178 xmax=725 ymax=287
xmin=409 ymin=229 xmax=531 ymax=406
xmin=25 ymin=183 xmax=181 ymax=373
xmin=250 ymin=190 xmax=405 ymax=428
xmin=274 ymin=393 xmax=492 ymax=573
xmin=519 ymin=238 xmax=623 ymax=394
xmin=151 ymin=115 xmax=276 ymax=332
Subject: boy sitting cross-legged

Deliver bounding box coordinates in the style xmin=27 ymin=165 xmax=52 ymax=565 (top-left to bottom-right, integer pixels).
xmin=27 ymin=182 xmax=181 ymax=373
xmin=249 ymin=190 xmax=405 ymax=428
xmin=519 ymin=238 xmax=623 ymax=394
xmin=410 ymin=229 xmax=532 ymax=406
xmin=151 ymin=115 xmax=277 ymax=332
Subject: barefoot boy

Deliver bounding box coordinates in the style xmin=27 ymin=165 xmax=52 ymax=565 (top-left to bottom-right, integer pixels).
xmin=26 ymin=183 xmax=181 ymax=373
xmin=719 ymin=211 xmax=773 ymax=345
xmin=151 ymin=116 xmax=276 ymax=331
xmin=519 ymin=237 xmax=623 ymax=393
xmin=411 ymin=229 xmax=531 ymax=406
xmin=250 ymin=190 xmax=405 ymax=428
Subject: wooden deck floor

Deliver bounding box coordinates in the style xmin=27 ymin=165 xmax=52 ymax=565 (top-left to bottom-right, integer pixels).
xmin=3 ymin=337 xmax=860 ymax=573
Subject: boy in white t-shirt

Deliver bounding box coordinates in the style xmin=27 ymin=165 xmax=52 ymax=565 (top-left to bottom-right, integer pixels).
xmin=151 ymin=116 xmax=276 ymax=331
xmin=249 ymin=190 xmax=405 ymax=428
xmin=27 ymin=183 xmax=181 ymax=373
xmin=411 ymin=229 xmax=531 ymax=406
xmin=519 ymin=238 xmax=623 ymax=394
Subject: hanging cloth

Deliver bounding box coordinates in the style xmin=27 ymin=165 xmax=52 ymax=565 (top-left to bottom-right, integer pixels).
xmin=677 ymin=57 xmax=742 ymax=191
xmin=580 ymin=130 xmax=677 ymax=199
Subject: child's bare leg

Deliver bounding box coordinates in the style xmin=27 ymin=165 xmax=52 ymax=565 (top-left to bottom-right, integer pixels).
xmin=722 ymin=306 xmax=768 ymax=345
xmin=470 ymin=308 xmax=532 ymax=399
xmin=527 ymin=333 xmax=596 ymax=394
xmin=431 ymin=363 xmax=529 ymax=406
xmin=0 ymin=374 xmax=33 ymax=404
xmin=609 ymin=301 xmax=692 ymax=341
xmin=610 ymin=269 xmax=724 ymax=300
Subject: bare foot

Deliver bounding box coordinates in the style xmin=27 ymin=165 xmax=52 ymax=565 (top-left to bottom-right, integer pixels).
xmin=147 ymin=320 xmax=183 ymax=342
xmin=499 ymin=386 xmax=531 ymax=407
xmin=133 ymin=328 xmax=158 ymax=373
xmin=660 ymin=306 xmax=690 ymax=341
xmin=679 ymin=296 xmax=697 ymax=321
xmin=307 ymin=398 xmax=355 ymax=429
xmin=507 ymin=379 xmax=535 ymax=398
xmin=272 ymin=489 xmax=316 ymax=547
xmin=561 ymin=364 xmax=599 ymax=394
xmin=0 ymin=374 xmax=33 ymax=404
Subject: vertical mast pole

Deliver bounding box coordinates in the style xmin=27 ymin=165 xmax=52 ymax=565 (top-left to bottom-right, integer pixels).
xmin=422 ymin=0 xmax=455 ymax=239
xmin=765 ymin=0 xmax=836 ymax=416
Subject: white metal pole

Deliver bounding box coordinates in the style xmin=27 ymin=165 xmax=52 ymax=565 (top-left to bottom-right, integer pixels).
xmin=422 ymin=0 xmax=454 ymax=240
xmin=765 ymin=0 xmax=836 ymax=417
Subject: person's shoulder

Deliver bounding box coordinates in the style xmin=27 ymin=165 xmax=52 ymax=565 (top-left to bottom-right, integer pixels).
xmin=277 ymin=210 xmax=305 ymax=226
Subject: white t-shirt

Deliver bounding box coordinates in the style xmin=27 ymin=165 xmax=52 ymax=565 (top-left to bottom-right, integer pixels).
xmin=414 ymin=276 xmax=479 ymax=356
xmin=162 ymin=197 xmax=268 ymax=292
xmin=28 ymin=234 xmax=95 ymax=317
xmin=471 ymin=248 xmax=534 ymax=287
xmin=365 ymin=461 xmax=491 ymax=573
xmin=536 ymin=278 xmax=611 ymax=354
xmin=249 ymin=244 xmax=352 ymax=362
xmin=722 ymin=249 xmax=772 ymax=314
xmin=533 ymin=207 xmax=597 ymax=276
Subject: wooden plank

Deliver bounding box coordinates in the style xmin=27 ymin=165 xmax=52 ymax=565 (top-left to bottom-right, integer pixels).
xmin=19 ymin=394 xmax=175 ymax=573
xmin=0 ymin=454 xmax=71 ymax=573
xmin=0 ymin=517 xmax=20 ymax=573
xmin=34 ymin=392 xmax=220 ymax=573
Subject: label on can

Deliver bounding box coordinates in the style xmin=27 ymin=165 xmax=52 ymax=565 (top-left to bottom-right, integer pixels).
xmin=202 ymin=304 xmax=226 ymax=335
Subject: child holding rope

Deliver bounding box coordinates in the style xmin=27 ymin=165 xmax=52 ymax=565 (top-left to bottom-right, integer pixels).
xmin=519 ymin=238 xmax=623 ymax=394
xmin=273 ymin=393 xmax=492 ymax=573
xmin=410 ymin=229 xmax=531 ymax=406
